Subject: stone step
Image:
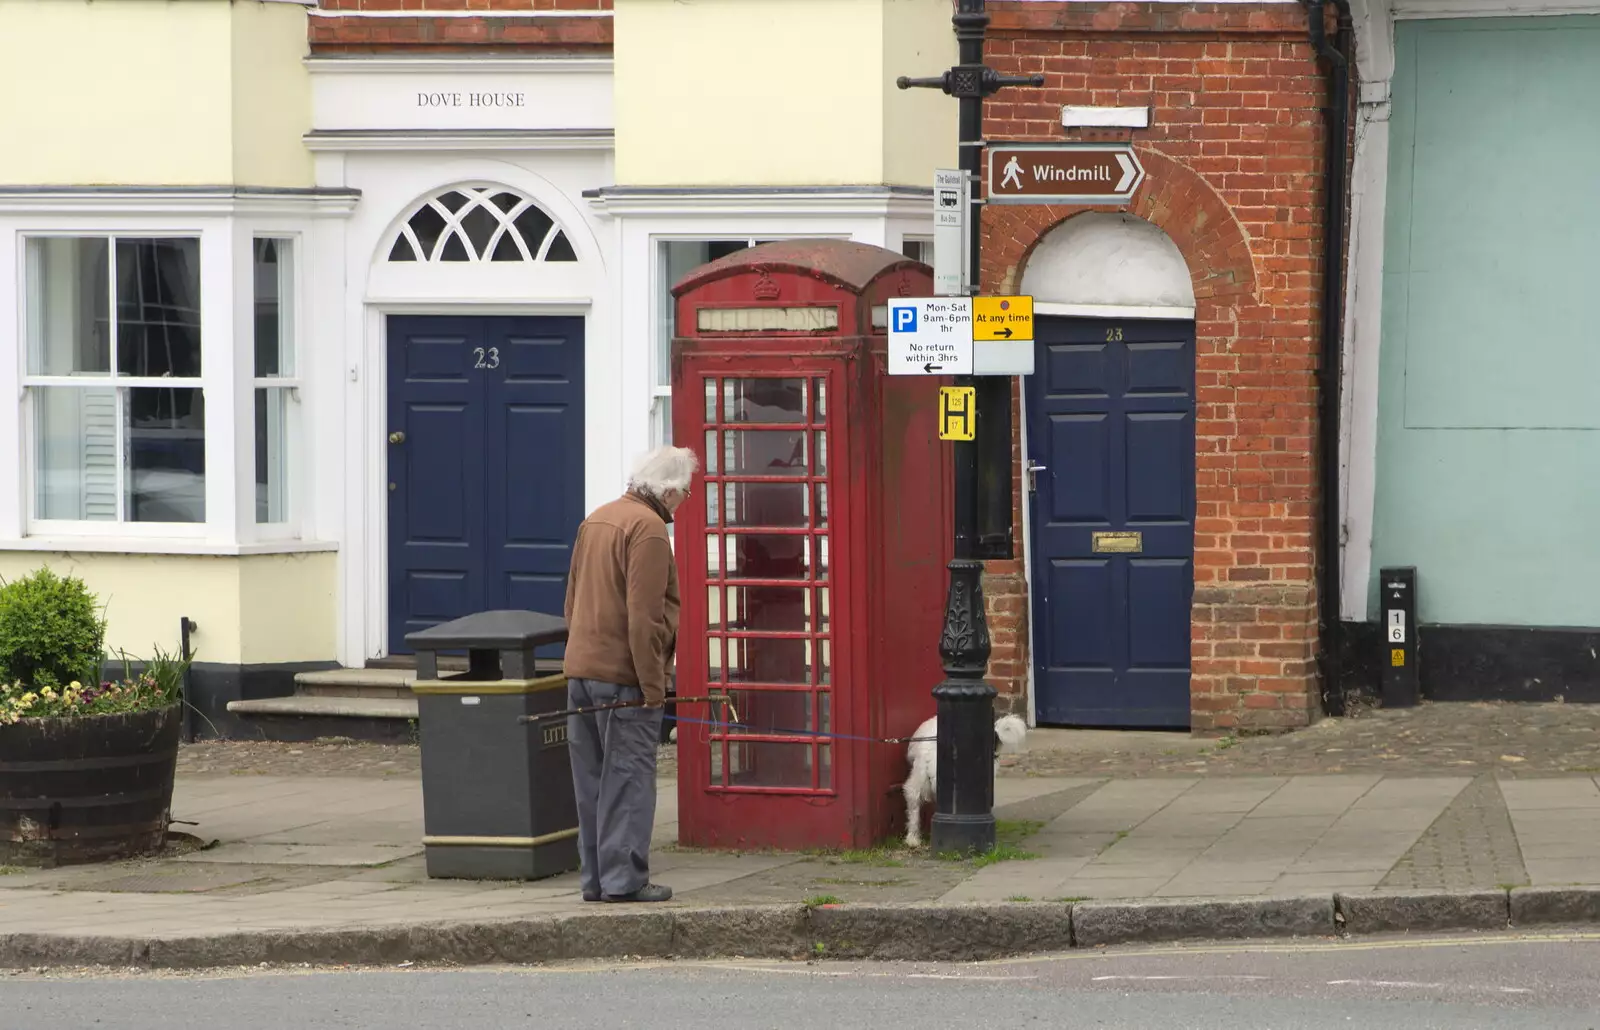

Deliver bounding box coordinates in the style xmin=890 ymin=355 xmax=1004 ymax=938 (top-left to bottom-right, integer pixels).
xmin=292 ymin=664 xmax=565 ymax=699
xmin=226 ymin=695 xmax=417 ymax=720
xmin=366 ymin=655 xmax=469 ymax=672
xmin=295 ymin=668 xmax=417 ymax=696
xmin=298 ymin=683 xmax=413 ymax=700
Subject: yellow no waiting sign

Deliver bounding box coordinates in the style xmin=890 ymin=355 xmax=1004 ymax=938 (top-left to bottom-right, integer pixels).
xmin=939 ymin=386 xmax=976 ymax=441
xmin=972 ymin=295 xmax=1034 ymax=342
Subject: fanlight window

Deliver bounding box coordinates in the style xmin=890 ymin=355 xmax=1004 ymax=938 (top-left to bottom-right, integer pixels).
xmin=387 ymin=186 xmax=578 ymax=264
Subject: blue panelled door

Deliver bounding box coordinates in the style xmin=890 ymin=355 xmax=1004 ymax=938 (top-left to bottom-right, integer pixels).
xmin=1025 ymin=316 xmax=1195 ymax=728
xmin=387 ymin=315 xmax=584 ymax=654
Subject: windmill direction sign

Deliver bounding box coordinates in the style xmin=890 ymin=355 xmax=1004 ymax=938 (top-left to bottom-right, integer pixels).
xmin=986 ymin=144 xmax=1146 ymax=206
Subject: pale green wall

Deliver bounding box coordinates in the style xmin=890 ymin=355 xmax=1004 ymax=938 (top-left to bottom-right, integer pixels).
xmin=1372 ymin=17 xmax=1600 ymax=625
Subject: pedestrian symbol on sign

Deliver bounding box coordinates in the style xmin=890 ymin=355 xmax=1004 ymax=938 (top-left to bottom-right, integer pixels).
xmin=893 ymin=306 xmax=917 ymax=333
xmin=1000 ymin=155 xmax=1023 ymax=191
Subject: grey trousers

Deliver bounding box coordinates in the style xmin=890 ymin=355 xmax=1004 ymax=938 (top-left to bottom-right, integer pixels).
xmin=566 ymin=677 xmax=663 ymax=898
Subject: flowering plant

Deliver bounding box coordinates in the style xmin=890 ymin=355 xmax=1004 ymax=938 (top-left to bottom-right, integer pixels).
xmin=0 ymin=646 xmax=190 ymax=727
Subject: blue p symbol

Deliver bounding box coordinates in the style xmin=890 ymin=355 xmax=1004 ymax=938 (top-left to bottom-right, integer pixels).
xmin=893 ymin=306 xmax=917 ymax=332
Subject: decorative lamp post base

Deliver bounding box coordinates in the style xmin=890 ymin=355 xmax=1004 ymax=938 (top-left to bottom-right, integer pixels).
xmin=929 ymin=678 xmax=998 ymax=855
xmin=930 ymin=558 xmax=997 ymax=856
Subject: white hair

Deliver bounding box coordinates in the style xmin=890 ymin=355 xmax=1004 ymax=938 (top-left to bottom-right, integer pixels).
xmin=628 ymin=445 xmax=699 ymax=497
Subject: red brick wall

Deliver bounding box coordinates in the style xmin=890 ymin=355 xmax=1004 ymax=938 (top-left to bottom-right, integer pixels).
xmin=982 ymin=2 xmax=1330 ymax=732
xmin=310 ymin=0 xmax=612 ymax=52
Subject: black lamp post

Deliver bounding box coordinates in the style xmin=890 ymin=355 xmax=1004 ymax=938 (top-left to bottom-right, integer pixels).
xmin=897 ymin=0 xmax=1042 ymax=855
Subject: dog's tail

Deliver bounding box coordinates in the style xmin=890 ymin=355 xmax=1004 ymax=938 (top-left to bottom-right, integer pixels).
xmin=994 ymin=713 xmax=1027 ymax=754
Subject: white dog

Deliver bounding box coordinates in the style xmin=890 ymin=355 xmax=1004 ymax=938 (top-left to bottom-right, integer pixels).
xmin=902 ymin=713 xmax=1028 ymax=847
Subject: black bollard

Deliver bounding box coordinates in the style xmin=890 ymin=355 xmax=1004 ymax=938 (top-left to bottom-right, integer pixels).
xmin=930 ymin=558 xmax=997 ymax=855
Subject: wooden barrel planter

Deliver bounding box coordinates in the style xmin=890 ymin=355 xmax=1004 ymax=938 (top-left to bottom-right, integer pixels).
xmin=0 ymin=704 xmax=181 ymax=867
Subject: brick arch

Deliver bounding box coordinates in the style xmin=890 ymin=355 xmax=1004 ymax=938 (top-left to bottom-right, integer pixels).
xmin=981 ymin=146 xmax=1257 ymax=310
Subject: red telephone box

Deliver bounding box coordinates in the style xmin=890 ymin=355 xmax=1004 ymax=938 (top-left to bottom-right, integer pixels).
xmin=670 ymin=240 xmax=953 ymax=851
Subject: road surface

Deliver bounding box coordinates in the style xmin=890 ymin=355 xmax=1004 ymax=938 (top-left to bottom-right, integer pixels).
xmin=5 ymin=931 xmax=1600 ymax=1029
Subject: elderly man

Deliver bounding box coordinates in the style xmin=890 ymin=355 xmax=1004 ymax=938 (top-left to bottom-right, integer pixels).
xmin=563 ymin=445 xmax=698 ymax=903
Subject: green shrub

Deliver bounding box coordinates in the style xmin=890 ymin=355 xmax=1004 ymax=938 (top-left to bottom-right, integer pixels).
xmin=0 ymin=568 xmax=106 ymax=691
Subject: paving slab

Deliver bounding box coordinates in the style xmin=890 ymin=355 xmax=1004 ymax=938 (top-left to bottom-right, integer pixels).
xmin=173 ymin=843 xmax=423 ymax=867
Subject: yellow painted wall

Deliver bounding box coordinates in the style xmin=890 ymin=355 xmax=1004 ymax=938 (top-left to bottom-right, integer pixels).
xmin=231 ymin=1 xmax=315 ymax=189
xmin=237 ymin=552 xmax=337 ymax=665
xmin=616 ymin=0 xmax=888 ymax=186
xmin=0 ymin=0 xmax=311 ymax=187
xmin=0 ymin=552 xmax=337 ymax=667
xmin=882 ymin=0 xmax=958 ymax=185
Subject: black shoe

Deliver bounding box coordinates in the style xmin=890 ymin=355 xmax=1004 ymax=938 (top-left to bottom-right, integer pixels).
xmin=602 ymin=883 xmax=673 ymax=903
xmin=582 ymin=891 xmax=600 ymax=902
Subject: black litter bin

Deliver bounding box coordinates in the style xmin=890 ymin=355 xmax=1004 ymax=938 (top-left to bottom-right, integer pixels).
xmin=406 ymin=610 xmax=578 ymax=880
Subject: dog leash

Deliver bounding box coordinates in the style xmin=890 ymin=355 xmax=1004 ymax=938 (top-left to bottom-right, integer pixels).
xmin=522 ymin=695 xmax=941 ymax=745
xmin=665 ymin=713 xmax=936 ymax=745
xmin=523 ymin=702 xmax=935 ymax=745
xmin=518 ymin=697 xmax=692 ymax=725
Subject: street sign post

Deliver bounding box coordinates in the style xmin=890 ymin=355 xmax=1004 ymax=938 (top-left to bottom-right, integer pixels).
xmin=938 ymin=386 xmax=976 ymax=441
xmin=933 ymin=169 xmax=967 ymax=296
xmin=971 ymin=295 xmax=1034 ymax=376
xmin=888 ymin=297 xmax=973 ymax=376
xmin=986 ymin=144 xmax=1146 ymax=205
xmin=896 ymin=0 xmax=1046 ymax=859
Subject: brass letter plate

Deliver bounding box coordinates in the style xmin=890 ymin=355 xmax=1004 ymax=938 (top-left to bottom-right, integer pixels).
xmin=1092 ymin=531 xmax=1143 ymax=554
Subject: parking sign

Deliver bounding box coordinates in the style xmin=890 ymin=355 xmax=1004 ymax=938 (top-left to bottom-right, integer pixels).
xmin=887 ymin=298 xmax=973 ymax=376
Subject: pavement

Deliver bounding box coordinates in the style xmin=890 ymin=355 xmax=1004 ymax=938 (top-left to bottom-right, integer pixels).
xmin=8 ymin=701 xmax=1600 ymax=969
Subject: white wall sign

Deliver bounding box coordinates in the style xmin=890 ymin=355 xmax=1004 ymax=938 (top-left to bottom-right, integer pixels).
xmin=309 ymin=58 xmax=613 ymax=134
xmin=888 ymin=298 xmax=973 ymax=376
xmin=1387 ymin=609 xmax=1406 ymax=643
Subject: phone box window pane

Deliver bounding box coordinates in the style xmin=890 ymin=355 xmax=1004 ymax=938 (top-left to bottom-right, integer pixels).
xmin=723 ymin=533 xmax=811 ymax=580
xmin=707 ymin=585 xmax=812 ymax=633
xmin=723 ymin=378 xmax=806 ymax=424
xmin=728 ymin=740 xmax=813 ymax=788
xmin=707 ymin=637 xmax=724 ymax=681
xmin=716 ymin=690 xmax=814 ymax=736
xmin=721 ymin=429 xmax=808 ymax=476
xmin=722 ymin=481 xmax=808 ymax=528
xmin=27 ymin=238 xmax=110 ymax=376
xmin=727 ymin=637 xmax=810 ymax=686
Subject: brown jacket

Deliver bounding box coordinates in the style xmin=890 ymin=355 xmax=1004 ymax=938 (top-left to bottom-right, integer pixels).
xmin=562 ymin=492 xmax=680 ymax=705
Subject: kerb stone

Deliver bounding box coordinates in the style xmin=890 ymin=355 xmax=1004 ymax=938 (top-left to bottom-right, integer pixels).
xmin=1073 ymin=895 xmax=1334 ymax=947
xmin=1337 ymin=890 xmax=1509 ymax=935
